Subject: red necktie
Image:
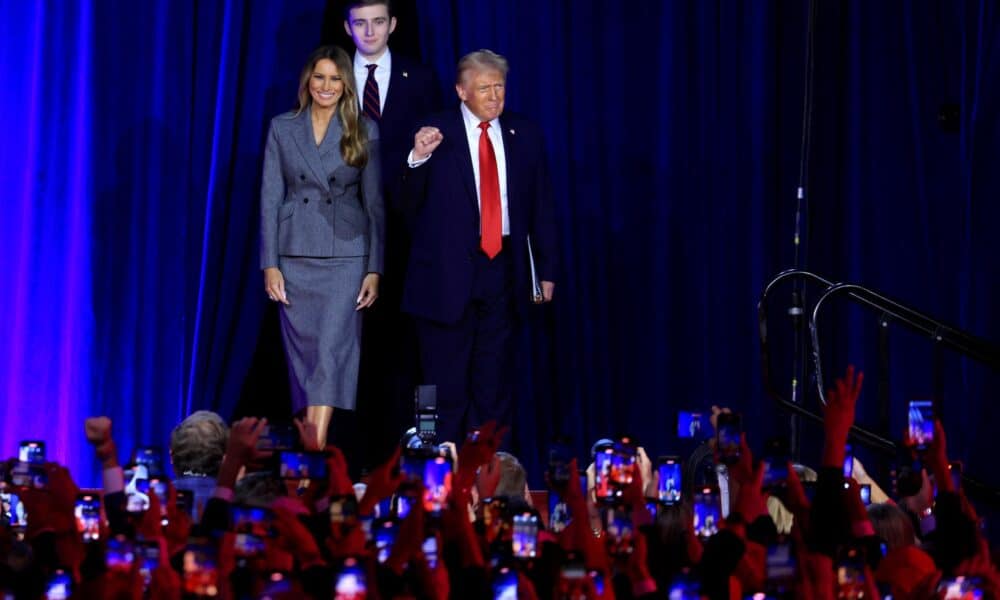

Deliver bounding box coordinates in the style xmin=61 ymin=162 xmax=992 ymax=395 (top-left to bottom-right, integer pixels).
xmin=363 ymin=64 xmax=380 ymax=121
xmin=478 ymin=121 xmax=502 ymax=259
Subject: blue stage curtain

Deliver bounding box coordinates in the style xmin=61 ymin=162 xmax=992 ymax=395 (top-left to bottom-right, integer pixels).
xmin=0 ymin=0 xmax=326 ymax=485
xmin=414 ymin=0 xmax=1000 ymax=484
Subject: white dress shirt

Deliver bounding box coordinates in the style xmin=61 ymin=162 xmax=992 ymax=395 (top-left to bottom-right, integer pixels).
xmin=407 ymin=103 xmax=510 ymax=236
xmin=460 ymin=102 xmax=510 ymax=235
xmin=353 ymin=48 xmax=391 ymax=113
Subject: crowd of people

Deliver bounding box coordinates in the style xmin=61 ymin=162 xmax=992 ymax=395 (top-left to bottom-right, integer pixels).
xmin=0 ymin=366 xmax=997 ymax=599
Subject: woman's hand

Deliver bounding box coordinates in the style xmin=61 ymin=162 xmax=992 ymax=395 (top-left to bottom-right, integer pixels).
xmin=355 ymin=273 xmax=380 ymax=310
xmin=264 ymin=267 xmax=289 ymax=305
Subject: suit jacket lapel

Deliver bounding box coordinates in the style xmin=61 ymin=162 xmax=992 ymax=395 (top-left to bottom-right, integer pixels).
xmin=381 ymin=58 xmax=405 ymax=122
xmin=449 ymin=109 xmax=478 ymax=207
xmin=289 ymin=107 xmax=331 ymax=191
xmin=500 ymin=120 xmax=517 ymax=225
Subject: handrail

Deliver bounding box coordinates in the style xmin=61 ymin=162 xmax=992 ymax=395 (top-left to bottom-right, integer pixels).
xmin=759 ymin=269 xmax=1000 ymax=502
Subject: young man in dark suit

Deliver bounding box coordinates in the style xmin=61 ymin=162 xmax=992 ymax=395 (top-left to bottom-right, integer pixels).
xmin=344 ymin=0 xmax=442 ymax=463
xmin=401 ymin=50 xmax=558 ymax=446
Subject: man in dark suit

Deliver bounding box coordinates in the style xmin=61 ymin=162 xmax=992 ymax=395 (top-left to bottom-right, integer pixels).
xmin=400 ymin=49 xmax=557 ymax=445
xmin=343 ymin=0 xmax=441 ymax=465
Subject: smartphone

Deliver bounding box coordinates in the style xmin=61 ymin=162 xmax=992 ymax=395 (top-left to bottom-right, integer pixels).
xmin=593 ymin=442 xmax=617 ymax=503
xmin=277 ymin=450 xmax=328 ymax=480
xmin=492 ymin=565 xmax=518 ymax=600
xmin=136 ymin=540 xmax=161 ymax=588
xmin=693 ymin=486 xmax=721 ymax=538
xmin=762 ymin=458 xmax=789 ymax=491
xmin=834 ymin=547 xmax=867 ymax=599
xmin=667 ymin=574 xmax=701 ymax=599
xmin=859 ymin=484 xmax=872 ymax=506
xmin=512 ymin=512 xmax=539 ymax=559
xmin=257 ymin=423 xmax=297 ymax=451
xmin=716 ymin=413 xmax=742 ymax=465
xmin=657 ymin=456 xmax=682 ymax=504
xmin=231 ymin=504 xmax=275 ymax=538
xmin=233 ymin=532 xmax=266 ymax=558
xmin=133 ymin=446 xmax=163 ymax=478
xmin=603 ymin=507 xmax=635 ymax=557
xmin=936 ymin=575 xmax=985 ymax=599
xmin=106 ymin=536 xmax=135 ymax=573
xmin=329 ymin=494 xmax=359 ymax=525
xmin=74 ymin=493 xmax=101 ymax=542
xmin=124 ymin=465 xmax=150 ymax=513
xmin=609 ymin=437 xmax=637 ymax=487
xmin=19 ymin=440 xmax=45 ymax=464
xmin=182 ymin=541 xmax=219 ymax=597
xmin=1 ymin=488 xmax=28 ymax=533
xmin=678 ymin=411 xmax=712 ymax=439
xmin=765 ymin=542 xmax=798 ymax=591
xmin=374 ymin=519 xmax=397 ymax=564
xmin=394 ymin=481 xmax=420 ymax=520
xmin=907 ymin=400 xmax=934 ymax=450
xmin=10 ymin=462 xmax=47 ymax=489
xmin=843 ymin=443 xmax=854 ymax=479
xmin=44 ymin=569 xmax=71 ymax=600
xmin=548 ymin=493 xmax=571 ymax=533
xmin=334 ymin=558 xmax=368 ymax=598
xmin=422 ymin=535 xmax=439 ymax=569
xmin=422 ymin=455 xmax=453 ymax=515
xmin=414 ymin=384 xmax=438 ymax=444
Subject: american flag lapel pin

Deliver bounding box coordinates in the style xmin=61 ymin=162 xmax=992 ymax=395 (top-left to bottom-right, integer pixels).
xmin=509 ymin=128 xmax=515 ymax=135
xmin=402 ymin=71 xmax=409 ymax=78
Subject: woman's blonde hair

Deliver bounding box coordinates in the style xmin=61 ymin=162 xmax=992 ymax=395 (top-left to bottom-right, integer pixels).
xmin=295 ymin=45 xmax=368 ymax=167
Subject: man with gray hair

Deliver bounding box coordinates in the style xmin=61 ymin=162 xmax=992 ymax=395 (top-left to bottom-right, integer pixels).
xmin=170 ymin=410 xmax=229 ymax=520
xmin=399 ymin=49 xmax=558 ymax=444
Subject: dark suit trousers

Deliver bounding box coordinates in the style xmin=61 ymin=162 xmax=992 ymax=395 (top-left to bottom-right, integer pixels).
xmin=414 ymin=242 xmax=514 ymax=445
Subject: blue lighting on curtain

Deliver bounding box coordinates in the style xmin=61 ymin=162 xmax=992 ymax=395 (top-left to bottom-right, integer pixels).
xmin=0 ymin=0 xmax=93 ymax=479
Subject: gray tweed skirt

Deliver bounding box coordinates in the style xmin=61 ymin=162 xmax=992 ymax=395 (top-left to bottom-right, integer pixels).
xmin=277 ymin=255 xmax=365 ymax=412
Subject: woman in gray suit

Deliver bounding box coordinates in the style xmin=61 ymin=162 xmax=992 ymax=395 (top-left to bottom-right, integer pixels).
xmin=260 ymin=45 xmax=384 ymax=447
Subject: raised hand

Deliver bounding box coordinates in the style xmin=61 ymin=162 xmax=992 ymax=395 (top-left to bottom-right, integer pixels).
xmin=412 ymin=126 xmax=443 ymax=161
xmin=822 ymin=365 xmax=864 ymax=468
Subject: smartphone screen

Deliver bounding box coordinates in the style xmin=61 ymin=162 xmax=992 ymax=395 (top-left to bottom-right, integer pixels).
xmin=277 ymin=450 xmax=328 ymax=480
xmin=106 ymin=536 xmax=135 ymax=573
xmin=657 ymin=456 xmax=682 ymax=504
xmin=10 ymin=462 xmax=47 ymax=489
xmin=936 ymin=575 xmax=985 ymax=599
xmin=182 ymin=542 xmax=219 ymax=597
xmin=334 ymin=558 xmax=368 ymax=598
xmin=257 ymin=423 xmax=297 ymax=451
xmin=422 ymin=535 xmax=439 ymax=569
xmin=374 ymin=519 xmax=397 ymax=564
xmin=74 ymin=493 xmax=101 ymax=542
xmin=19 ymin=441 xmax=45 ymax=464
xmin=492 ymin=566 xmax=518 ymax=600
xmin=762 ymin=458 xmax=789 ymax=490
xmin=908 ymin=400 xmax=934 ymax=450
xmin=835 ymin=547 xmax=867 ymax=598
xmin=716 ymin=413 xmax=742 ymax=464
xmin=231 ymin=505 xmax=275 ymax=538
xmin=677 ymin=411 xmax=712 ymax=439
xmin=693 ymin=486 xmax=721 ymax=538
xmin=548 ymin=493 xmax=571 ymax=533
xmin=394 ymin=482 xmax=419 ymax=519
xmin=512 ymin=513 xmax=539 ymax=559
xmin=124 ymin=465 xmax=151 ymax=513
xmin=136 ymin=540 xmax=161 ymax=588
xmin=44 ymin=570 xmax=71 ymax=600
xmin=859 ymin=484 xmax=872 ymax=506
xmin=1 ymin=488 xmax=28 ymax=532
xmin=603 ymin=507 xmax=635 ymax=557
xmin=422 ymin=455 xmax=452 ymax=515
xmin=609 ymin=438 xmax=637 ymax=487
xmin=766 ymin=542 xmax=798 ymax=590
xmin=667 ymin=574 xmax=700 ymax=599
xmin=843 ymin=443 xmax=854 ymax=479
xmin=133 ymin=446 xmax=163 ymax=478
xmin=593 ymin=445 xmax=616 ymax=503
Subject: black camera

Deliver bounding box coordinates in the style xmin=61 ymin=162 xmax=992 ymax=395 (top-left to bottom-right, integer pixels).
xmin=414 ymin=385 xmax=438 ymax=444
